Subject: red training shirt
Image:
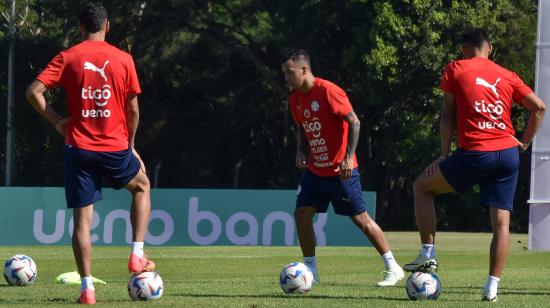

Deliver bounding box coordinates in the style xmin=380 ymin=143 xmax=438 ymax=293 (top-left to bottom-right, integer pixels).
xmin=37 ymin=40 xmax=141 ymax=152
xmin=290 ymin=77 xmax=358 ymax=177
xmin=440 ymin=57 xmax=532 ymax=151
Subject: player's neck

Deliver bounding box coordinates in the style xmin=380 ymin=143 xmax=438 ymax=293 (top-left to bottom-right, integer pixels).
xmin=297 ymin=75 xmax=316 ymax=93
xmin=463 ymin=49 xmax=490 ymax=60
xmin=466 ymin=53 xmax=489 ymax=59
xmin=83 ymin=32 xmax=106 ymax=42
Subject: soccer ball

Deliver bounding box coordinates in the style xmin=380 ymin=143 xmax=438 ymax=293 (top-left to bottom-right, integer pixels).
xmin=279 ymin=262 xmax=314 ymax=294
xmin=128 ymin=271 xmax=164 ymax=301
xmin=3 ymin=255 xmax=37 ymax=286
xmin=405 ymin=271 xmax=441 ymax=300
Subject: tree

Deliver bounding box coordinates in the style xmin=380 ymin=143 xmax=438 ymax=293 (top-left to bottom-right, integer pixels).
xmin=0 ymin=0 xmax=539 ymax=232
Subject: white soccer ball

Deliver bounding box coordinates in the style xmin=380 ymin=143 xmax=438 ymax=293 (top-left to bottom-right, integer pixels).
xmin=128 ymin=271 xmax=164 ymax=301
xmin=405 ymin=271 xmax=441 ymax=300
xmin=3 ymin=255 xmax=37 ymax=286
xmin=279 ymin=262 xmax=314 ymax=294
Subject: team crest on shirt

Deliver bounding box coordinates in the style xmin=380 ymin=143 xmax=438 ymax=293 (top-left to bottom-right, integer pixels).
xmin=303 ymin=109 xmax=311 ymax=118
xmin=311 ymin=101 xmax=320 ymax=112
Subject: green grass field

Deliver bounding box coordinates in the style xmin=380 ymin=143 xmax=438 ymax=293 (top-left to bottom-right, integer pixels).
xmin=1 ymin=232 xmax=549 ymax=307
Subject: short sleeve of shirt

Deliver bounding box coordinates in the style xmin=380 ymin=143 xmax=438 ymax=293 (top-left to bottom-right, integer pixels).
xmin=325 ymin=84 xmax=353 ymax=117
xmin=440 ymin=63 xmax=455 ymax=93
xmin=510 ymin=72 xmax=533 ymax=105
xmin=126 ymin=56 xmax=141 ymax=95
xmin=37 ymin=53 xmax=65 ymax=88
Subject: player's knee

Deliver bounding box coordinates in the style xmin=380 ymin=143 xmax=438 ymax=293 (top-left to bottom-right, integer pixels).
xmin=129 ymin=173 xmax=150 ymax=194
xmin=413 ymin=178 xmax=425 ymax=194
xmin=413 ymin=177 xmax=434 ymax=196
xmin=492 ymin=219 xmax=509 ymax=231
xmin=352 ymin=213 xmax=375 ymax=232
xmin=138 ymin=177 xmax=151 ymax=194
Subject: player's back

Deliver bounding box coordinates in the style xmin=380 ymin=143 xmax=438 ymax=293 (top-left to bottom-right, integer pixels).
xmin=38 ymin=41 xmax=141 ymax=152
xmin=441 ymin=57 xmax=532 ymax=151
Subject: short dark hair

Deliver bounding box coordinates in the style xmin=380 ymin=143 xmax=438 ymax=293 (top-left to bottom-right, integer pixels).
xmin=460 ymin=28 xmax=490 ymax=49
xmin=285 ymin=49 xmax=311 ymax=66
xmin=79 ymin=3 xmax=108 ymax=33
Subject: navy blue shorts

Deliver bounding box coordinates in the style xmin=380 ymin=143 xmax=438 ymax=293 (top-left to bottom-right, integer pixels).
xmin=296 ymin=168 xmax=367 ymax=216
xmin=439 ymin=146 xmax=519 ymax=211
xmin=63 ymin=144 xmax=141 ymax=208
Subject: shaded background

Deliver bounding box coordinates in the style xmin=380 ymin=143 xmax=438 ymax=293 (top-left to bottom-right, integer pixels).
xmin=0 ymin=0 xmax=538 ymax=232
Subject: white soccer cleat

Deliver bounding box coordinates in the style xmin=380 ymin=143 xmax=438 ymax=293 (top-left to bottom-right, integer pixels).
xmin=377 ymin=267 xmax=405 ymax=287
xmin=310 ymin=268 xmax=320 ymax=284
xmin=403 ymin=255 xmax=438 ymax=272
xmin=482 ymin=288 xmax=497 ymax=302
xmin=304 ymin=261 xmax=320 ymax=284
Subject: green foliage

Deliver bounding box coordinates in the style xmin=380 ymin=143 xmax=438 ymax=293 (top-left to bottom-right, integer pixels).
xmin=0 ymin=0 xmax=539 ymax=231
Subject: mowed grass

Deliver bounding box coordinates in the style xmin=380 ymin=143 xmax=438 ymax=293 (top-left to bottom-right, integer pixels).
xmin=1 ymin=232 xmax=549 ymax=307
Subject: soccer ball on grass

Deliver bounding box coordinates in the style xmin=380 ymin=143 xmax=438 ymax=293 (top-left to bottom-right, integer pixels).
xmin=279 ymin=262 xmax=314 ymax=294
xmin=3 ymin=254 xmax=37 ymax=286
xmin=128 ymin=271 xmax=164 ymax=301
xmin=405 ymin=271 xmax=441 ymax=300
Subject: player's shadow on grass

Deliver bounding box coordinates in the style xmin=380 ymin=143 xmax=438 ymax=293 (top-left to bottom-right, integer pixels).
xmin=499 ymin=290 xmax=550 ymax=296
xmin=173 ymin=292 xmax=410 ymax=302
xmin=444 ymin=287 xmax=550 ymax=297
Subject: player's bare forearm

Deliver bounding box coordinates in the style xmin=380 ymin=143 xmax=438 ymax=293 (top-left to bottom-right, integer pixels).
xmin=25 ymin=80 xmax=62 ymax=126
xmin=296 ymin=125 xmax=308 ymax=155
xmin=519 ymin=93 xmax=546 ymax=149
xmin=440 ymin=92 xmax=456 ymax=157
xmin=295 ymin=124 xmax=309 ymax=169
xmin=126 ymin=94 xmax=140 ymax=148
xmin=343 ymin=111 xmax=360 ymax=160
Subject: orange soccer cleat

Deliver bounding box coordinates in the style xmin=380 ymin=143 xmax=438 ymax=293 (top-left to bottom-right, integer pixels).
xmin=128 ymin=253 xmax=156 ymax=273
xmin=77 ymin=288 xmax=96 ymax=305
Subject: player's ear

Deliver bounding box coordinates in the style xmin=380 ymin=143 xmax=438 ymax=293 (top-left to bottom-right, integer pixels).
xmin=105 ymin=21 xmax=110 ymax=33
xmin=487 ymin=43 xmax=493 ymax=56
xmin=460 ymin=46 xmax=467 ymax=58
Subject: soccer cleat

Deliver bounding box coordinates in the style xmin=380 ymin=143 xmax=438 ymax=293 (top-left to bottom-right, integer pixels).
xmin=377 ymin=267 xmax=405 ymax=287
xmin=482 ymin=288 xmax=498 ymax=302
xmin=311 ymin=270 xmax=321 ymax=284
xmin=403 ymin=255 xmax=438 ymax=272
xmin=77 ymin=288 xmax=96 ymax=305
xmin=304 ymin=261 xmax=320 ymax=284
xmin=128 ymin=253 xmax=156 ymax=273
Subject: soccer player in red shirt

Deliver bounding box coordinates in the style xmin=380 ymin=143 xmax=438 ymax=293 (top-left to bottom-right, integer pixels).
xmin=282 ymin=50 xmax=404 ymax=286
xmin=26 ymin=3 xmax=155 ymax=304
xmin=404 ymin=29 xmax=546 ymax=301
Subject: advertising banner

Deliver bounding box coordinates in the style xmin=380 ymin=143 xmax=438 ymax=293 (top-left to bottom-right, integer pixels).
xmin=0 ymin=188 xmax=376 ymax=246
